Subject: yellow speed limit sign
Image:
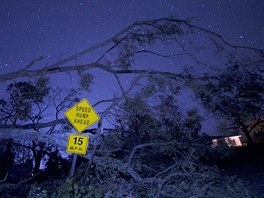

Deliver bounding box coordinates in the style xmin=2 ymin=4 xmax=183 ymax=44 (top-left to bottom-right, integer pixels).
xmin=66 ymin=134 xmax=89 ymax=155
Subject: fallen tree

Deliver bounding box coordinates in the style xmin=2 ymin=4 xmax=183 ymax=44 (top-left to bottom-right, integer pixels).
xmin=1 ymin=17 xmax=262 ymax=196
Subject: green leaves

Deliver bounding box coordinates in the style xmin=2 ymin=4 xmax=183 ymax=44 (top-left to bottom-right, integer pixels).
xmin=80 ymin=73 xmax=94 ymax=91
xmin=141 ymin=75 xmax=181 ymax=98
xmin=7 ymin=77 xmax=50 ymax=104
xmin=1 ymin=78 xmax=50 ymax=124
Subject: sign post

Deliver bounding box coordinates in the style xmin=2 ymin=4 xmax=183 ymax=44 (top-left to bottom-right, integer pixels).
xmin=69 ymin=153 xmax=77 ymax=178
xmin=64 ymin=98 xmax=100 ymax=177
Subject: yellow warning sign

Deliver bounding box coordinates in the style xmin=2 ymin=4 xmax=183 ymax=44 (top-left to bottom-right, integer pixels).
xmin=65 ymin=98 xmax=100 ymax=133
xmin=66 ymin=134 xmax=89 ymax=155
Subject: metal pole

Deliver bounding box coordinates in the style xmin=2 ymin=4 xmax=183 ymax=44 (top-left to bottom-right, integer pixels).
xmin=69 ymin=154 xmax=77 ymax=178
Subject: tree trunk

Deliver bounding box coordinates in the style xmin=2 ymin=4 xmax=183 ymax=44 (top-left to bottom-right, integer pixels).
xmin=244 ymin=131 xmax=254 ymax=146
xmin=32 ymin=141 xmax=43 ymax=175
xmin=239 ymin=121 xmax=255 ymax=146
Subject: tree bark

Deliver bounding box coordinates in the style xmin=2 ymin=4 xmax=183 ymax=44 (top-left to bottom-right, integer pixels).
xmin=244 ymin=131 xmax=254 ymax=146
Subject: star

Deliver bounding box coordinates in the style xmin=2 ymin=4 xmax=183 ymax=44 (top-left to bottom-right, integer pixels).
xmin=0 ymin=0 xmax=263 ymax=134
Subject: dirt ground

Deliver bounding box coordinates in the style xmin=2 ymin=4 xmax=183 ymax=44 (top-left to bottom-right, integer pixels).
xmin=217 ymin=143 xmax=264 ymax=197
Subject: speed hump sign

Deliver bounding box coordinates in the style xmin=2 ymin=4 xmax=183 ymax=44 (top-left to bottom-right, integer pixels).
xmin=66 ymin=134 xmax=89 ymax=155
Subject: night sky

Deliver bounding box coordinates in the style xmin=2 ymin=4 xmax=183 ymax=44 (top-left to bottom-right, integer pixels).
xmin=0 ymin=0 xmax=264 ymax=133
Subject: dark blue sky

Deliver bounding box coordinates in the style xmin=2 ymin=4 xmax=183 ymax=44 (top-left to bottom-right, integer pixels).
xmin=0 ymin=0 xmax=263 ymax=133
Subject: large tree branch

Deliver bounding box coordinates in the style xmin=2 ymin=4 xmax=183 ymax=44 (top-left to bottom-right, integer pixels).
xmin=0 ymin=118 xmax=67 ymax=130
xmin=0 ymin=63 xmax=96 ymax=83
xmin=1 ymin=17 xmax=262 ymax=84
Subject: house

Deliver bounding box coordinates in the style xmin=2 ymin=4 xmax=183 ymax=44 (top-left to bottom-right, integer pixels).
xmin=212 ymin=135 xmax=247 ymax=148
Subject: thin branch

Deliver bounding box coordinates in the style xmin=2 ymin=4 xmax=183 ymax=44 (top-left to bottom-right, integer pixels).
xmin=95 ymin=34 xmax=131 ymax=63
xmin=0 ymin=172 xmax=8 ymax=183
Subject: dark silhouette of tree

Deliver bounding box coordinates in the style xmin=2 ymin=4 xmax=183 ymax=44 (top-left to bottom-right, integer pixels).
xmin=0 ymin=139 xmax=15 ymax=180
xmin=191 ymin=58 xmax=264 ymax=144
xmin=0 ymin=78 xmax=50 ymax=125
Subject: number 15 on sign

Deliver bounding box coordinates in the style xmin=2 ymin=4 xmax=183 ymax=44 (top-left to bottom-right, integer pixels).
xmin=67 ymin=134 xmax=89 ymax=155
